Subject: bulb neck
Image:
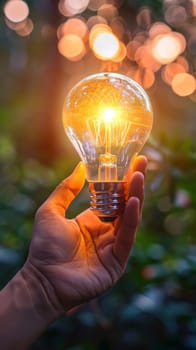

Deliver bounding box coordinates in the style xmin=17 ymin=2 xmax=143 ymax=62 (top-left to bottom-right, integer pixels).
xmin=89 ymin=182 xmax=126 ymax=222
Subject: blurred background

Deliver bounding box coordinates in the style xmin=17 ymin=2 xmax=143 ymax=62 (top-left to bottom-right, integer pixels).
xmin=0 ymin=0 xmax=195 ymax=349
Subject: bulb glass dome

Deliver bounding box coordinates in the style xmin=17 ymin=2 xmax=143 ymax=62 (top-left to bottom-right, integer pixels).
xmin=63 ymin=72 xmax=153 ymax=183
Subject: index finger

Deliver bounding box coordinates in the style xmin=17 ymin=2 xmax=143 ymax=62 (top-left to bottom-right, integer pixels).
xmin=37 ymin=162 xmax=86 ymax=217
xmin=113 ymin=196 xmax=140 ymax=267
xmin=125 ymin=155 xmax=147 ymax=183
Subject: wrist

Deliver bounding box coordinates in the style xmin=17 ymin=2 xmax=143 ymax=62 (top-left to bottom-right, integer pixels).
xmin=21 ymin=260 xmax=64 ymax=323
xmin=0 ymin=263 xmax=63 ymax=350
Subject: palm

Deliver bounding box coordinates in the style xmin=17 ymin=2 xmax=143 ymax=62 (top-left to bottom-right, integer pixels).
xmin=27 ymin=157 xmax=146 ymax=311
xmin=29 ymin=208 xmax=122 ymax=309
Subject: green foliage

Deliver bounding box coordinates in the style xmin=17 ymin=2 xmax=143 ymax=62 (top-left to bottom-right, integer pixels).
xmin=0 ymin=133 xmax=78 ymax=284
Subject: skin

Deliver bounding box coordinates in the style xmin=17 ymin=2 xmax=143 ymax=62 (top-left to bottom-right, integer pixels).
xmin=0 ymin=155 xmax=147 ymax=350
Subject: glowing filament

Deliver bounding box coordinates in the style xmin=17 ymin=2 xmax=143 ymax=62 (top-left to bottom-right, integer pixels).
xmin=63 ymin=73 xmax=153 ymax=184
xmin=102 ymin=108 xmax=115 ymax=123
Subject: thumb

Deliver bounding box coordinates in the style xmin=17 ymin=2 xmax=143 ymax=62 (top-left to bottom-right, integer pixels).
xmin=44 ymin=162 xmax=86 ymax=216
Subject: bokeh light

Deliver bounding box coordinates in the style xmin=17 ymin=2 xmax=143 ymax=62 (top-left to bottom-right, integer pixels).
xmin=58 ymin=34 xmax=86 ymax=61
xmin=162 ymin=62 xmax=186 ymax=85
xmin=111 ymin=41 xmax=126 ymax=62
xmin=164 ymin=5 xmax=188 ymax=26
xmin=54 ymin=0 xmax=196 ymax=95
xmin=59 ymin=0 xmax=89 ymax=17
xmin=126 ymin=40 xmax=141 ymax=61
xmin=171 ymin=73 xmax=196 ymax=96
xmin=97 ymin=4 xmax=118 ymax=21
xmin=152 ymin=32 xmax=186 ymax=64
xmin=110 ymin=16 xmax=126 ymax=39
xmin=136 ymin=7 xmax=152 ymax=29
xmin=16 ymin=18 xmax=34 ymax=37
xmin=176 ymin=56 xmax=189 ymax=72
xmin=134 ymin=67 xmax=155 ymax=89
xmin=4 ymin=0 xmax=29 ymax=23
xmin=89 ymin=23 xmax=111 ymax=48
xmin=135 ymin=44 xmax=161 ymax=72
xmin=149 ymin=22 xmax=171 ymax=39
xmin=5 ymin=17 xmax=27 ymax=31
xmin=66 ymin=0 xmax=89 ymax=15
xmin=88 ymin=0 xmax=108 ymax=12
xmin=57 ymin=18 xmax=88 ymax=41
xmin=87 ymin=15 xmax=107 ymax=29
xmin=91 ymin=31 xmax=120 ymax=60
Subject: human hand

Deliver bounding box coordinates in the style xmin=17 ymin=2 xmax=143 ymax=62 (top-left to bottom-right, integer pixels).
xmin=24 ymin=156 xmax=147 ymax=319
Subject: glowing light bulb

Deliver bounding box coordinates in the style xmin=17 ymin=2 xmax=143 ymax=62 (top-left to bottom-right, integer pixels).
xmin=63 ymin=73 xmax=153 ymax=221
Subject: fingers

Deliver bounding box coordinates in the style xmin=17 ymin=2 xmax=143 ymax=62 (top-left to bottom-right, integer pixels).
xmin=113 ymin=156 xmax=147 ymax=267
xmin=126 ymin=155 xmax=147 ymax=214
xmin=132 ymin=155 xmax=147 ymax=175
xmin=129 ymin=171 xmax=144 ymax=213
xmin=125 ymin=155 xmax=147 ymax=184
xmin=113 ymin=197 xmax=140 ymax=267
xmin=40 ymin=162 xmax=86 ymax=216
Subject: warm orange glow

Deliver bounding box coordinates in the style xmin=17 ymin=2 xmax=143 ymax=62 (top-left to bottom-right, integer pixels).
xmin=91 ymin=30 xmax=119 ymax=60
xmin=89 ymin=23 xmax=112 ymax=48
xmin=102 ymin=108 xmax=116 ymax=123
xmin=149 ymin=22 xmax=171 ymax=39
xmin=152 ymin=32 xmax=186 ymax=64
xmin=162 ymin=62 xmax=186 ymax=85
xmin=173 ymin=32 xmax=186 ymax=53
xmin=3 ymin=0 xmax=193 ymax=100
xmin=126 ymin=40 xmax=141 ymax=61
xmin=87 ymin=15 xmax=107 ymax=30
xmin=135 ymin=44 xmax=161 ymax=72
xmin=110 ymin=16 xmax=126 ymax=40
xmin=112 ymin=41 xmax=126 ymax=62
xmin=63 ymin=72 xmax=153 ymax=184
xmin=171 ymin=73 xmax=196 ymax=96
xmin=57 ymin=18 xmax=88 ymax=41
xmin=134 ymin=68 xmax=155 ymax=89
xmin=100 ymin=61 xmax=120 ymax=73
xmin=134 ymin=31 xmax=147 ymax=44
xmin=176 ymin=56 xmax=189 ymax=72
xmin=4 ymin=0 xmax=29 ymax=23
xmin=56 ymin=23 xmax=63 ymax=39
xmin=58 ymin=34 xmax=86 ymax=61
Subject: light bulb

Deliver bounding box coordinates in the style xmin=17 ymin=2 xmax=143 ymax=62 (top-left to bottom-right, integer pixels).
xmin=62 ymin=72 xmax=153 ymax=221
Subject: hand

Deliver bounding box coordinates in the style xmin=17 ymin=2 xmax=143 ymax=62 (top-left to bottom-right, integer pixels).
xmin=25 ymin=156 xmax=147 ymax=317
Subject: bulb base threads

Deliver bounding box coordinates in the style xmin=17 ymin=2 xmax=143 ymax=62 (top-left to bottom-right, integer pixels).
xmin=89 ymin=182 xmax=125 ymax=222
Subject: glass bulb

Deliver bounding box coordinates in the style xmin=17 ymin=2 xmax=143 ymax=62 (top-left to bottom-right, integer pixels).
xmin=62 ymin=72 xmax=153 ymax=221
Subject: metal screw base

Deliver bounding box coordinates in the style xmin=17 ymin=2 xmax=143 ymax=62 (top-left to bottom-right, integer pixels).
xmin=89 ymin=182 xmax=125 ymax=222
